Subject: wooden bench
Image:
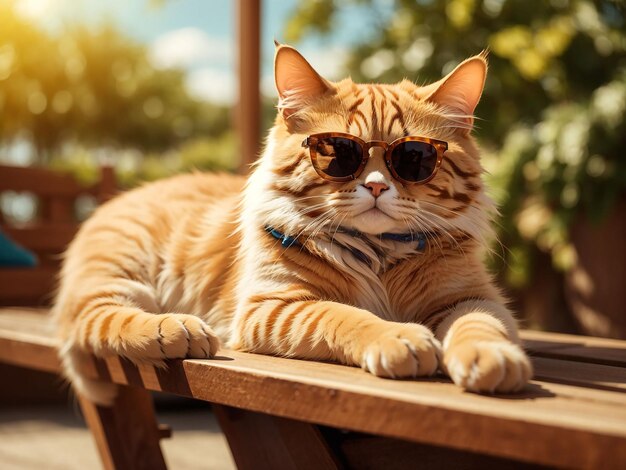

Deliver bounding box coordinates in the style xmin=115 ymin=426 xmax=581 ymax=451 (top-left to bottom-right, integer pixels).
xmin=0 ymin=164 xmax=118 ymax=404
xmin=0 ymin=307 xmax=624 ymax=469
xmin=0 ymin=164 xmax=115 ymax=306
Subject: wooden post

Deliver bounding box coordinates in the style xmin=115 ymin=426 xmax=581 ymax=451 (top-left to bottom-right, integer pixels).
xmin=43 ymin=198 xmax=74 ymax=223
xmin=214 ymin=405 xmax=341 ymax=470
xmin=79 ymin=386 xmax=168 ymax=470
xmin=97 ymin=165 xmax=117 ymax=203
xmin=236 ymin=0 xmax=262 ymax=173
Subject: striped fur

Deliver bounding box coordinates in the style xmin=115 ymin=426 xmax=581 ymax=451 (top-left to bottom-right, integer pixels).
xmin=54 ymin=46 xmax=531 ymax=405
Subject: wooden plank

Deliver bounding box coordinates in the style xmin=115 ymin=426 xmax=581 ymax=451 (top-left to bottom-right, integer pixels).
xmin=0 ymin=267 xmax=57 ymax=305
xmin=95 ymin=165 xmax=117 ymax=202
xmin=42 ymin=198 xmax=74 ymax=223
xmin=157 ymin=424 xmax=172 ymax=440
xmin=0 ymin=308 xmax=55 ymax=336
xmin=522 ymin=329 xmax=626 ymax=352
xmin=79 ymin=386 xmax=167 ymax=470
xmin=0 ymin=334 xmax=60 ymax=373
xmin=523 ymin=330 xmax=626 ymax=367
xmin=0 ymin=309 xmax=59 ymax=373
xmin=0 ymin=363 xmax=68 ymax=406
xmin=338 ymin=435 xmax=541 ymax=470
xmin=3 ymin=223 xmax=77 ymax=253
xmin=214 ymin=405 xmax=339 ymax=470
xmin=91 ymin=355 xmax=626 ymax=469
xmin=109 ymin=353 xmax=626 ymax=469
xmin=532 ymin=357 xmax=626 ymax=393
xmin=0 ymin=165 xmax=87 ymax=197
xmin=0 ymin=311 xmax=625 ymax=468
xmin=236 ymin=0 xmax=261 ymax=171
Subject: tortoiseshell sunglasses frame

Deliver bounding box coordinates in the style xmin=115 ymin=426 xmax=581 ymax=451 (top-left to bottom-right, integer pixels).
xmin=301 ymin=132 xmax=448 ymax=185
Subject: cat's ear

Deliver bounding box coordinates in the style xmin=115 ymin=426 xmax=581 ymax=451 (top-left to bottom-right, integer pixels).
xmin=422 ymin=52 xmax=488 ymax=133
xmin=274 ymin=44 xmax=331 ymax=118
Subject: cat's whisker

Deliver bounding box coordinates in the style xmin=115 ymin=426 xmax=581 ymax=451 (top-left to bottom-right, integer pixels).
xmin=411 ymin=210 xmax=469 ymax=260
xmin=418 ymin=201 xmax=492 ymax=252
xmin=287 ymin=202 xmax=335 ymax=221
xmin=410 ymin=214 xmax=450 ymax=263
xmin=329 ymin=196 xmax=359 ymax=202
xmin=265 ymin=208 xmax=337 ymax=269
xmin=400 ymin=209 xmax=454 ymax=242
xmin=304 ymin=213 xmax=338 ymax=247
xmin=407 ymin=209 xmax=463 ymax=262
xmin=294 ymin=210 xmax=335 ymax=242
xmin=400 ymin=216 xmax=414 ymax=239
xmin=404 ymin=213 xmax=452 ymax=266
xmin=330 ymin=212 xmax=349 ymax=251
xmin=427 ymin=209 xmax=492 ymax=255
xmin=292 ymin=195 xmax=329 ymax=204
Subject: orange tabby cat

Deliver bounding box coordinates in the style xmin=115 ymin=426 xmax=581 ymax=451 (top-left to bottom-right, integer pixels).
xmin=54 ymin=44 xmax=532 ymax=405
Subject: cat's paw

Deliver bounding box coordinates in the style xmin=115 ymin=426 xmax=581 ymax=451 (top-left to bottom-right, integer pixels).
xmin=444 ymin=341 xmax=532 ymax=393
xmin=146 ymin=313 xmax=220 ymax=360
xmin=361 ymin=324 xmax=441 ymax=378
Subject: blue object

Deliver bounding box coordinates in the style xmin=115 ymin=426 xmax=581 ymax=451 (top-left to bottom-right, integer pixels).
xmin=266 ymin=226 xmax=301 ymax=248
xmin=265 ymin=226 xmax=427 ymax=253
xmin=0 ymin=231 xmax=37 ymax=267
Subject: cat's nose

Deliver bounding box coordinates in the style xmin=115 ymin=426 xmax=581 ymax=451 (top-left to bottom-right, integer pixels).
xmin=362 ymin=182 xmax=389 ymax=198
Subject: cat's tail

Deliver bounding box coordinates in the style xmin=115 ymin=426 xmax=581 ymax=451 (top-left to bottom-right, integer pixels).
xmin=59 ymin=341 xmax=119 ymax=406
xmin=55 ymin=281 xmax=220 ymax=406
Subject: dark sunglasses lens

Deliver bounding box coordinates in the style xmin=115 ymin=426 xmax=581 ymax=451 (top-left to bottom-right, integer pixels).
xmin=313 ymin=137 xmax=362 ymax=178
xmin=391 ymin=141 xmax=438 ymax=182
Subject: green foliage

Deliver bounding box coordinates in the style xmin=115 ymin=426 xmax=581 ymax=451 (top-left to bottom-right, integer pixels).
xmin=286 ymin=0 xmax=626 ymax=285
xmin=284 ymin=0 xmax=339 ymax=43
xmin=178 ymin=133 xmax=238 ymax=173
xmin=119 ymin=133 xmax=238 ymax=185
xmin=49 ymin=134 xmax=238 ymax=190
xmin=0 ymin=1 xmax=231 ymax=161
xmin=488 ymin=73 xmax=626 ymax=281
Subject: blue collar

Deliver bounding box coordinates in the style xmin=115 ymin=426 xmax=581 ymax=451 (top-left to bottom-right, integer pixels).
xmin=266 ymin=227 xmax=301 ymax=248
xmin=265 ymin=226 xmax=427 ymax=251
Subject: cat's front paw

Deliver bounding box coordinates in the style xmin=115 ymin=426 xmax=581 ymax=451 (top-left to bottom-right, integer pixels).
xmin=144 ymin=313 xmax=220 ymax=361
xmin=361 ymin=324 xmax=441 ymax=378
xmin=444 ymin=341 xmax=532 ymax=393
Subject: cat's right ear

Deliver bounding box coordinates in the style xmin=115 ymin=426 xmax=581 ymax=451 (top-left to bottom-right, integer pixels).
xmin=420 ymin=53 xmax=488 ymax=134
xmin=274 ymin=45 xmax=331 ymax=119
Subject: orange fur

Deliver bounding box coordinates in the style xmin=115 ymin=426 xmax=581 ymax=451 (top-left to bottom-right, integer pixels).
xmin=54 ymin=46 xmax=531 ymax=405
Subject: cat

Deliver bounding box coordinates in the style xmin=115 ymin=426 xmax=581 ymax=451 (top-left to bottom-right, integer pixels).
xmin=53 ymin=44 xmax=532 ymax=405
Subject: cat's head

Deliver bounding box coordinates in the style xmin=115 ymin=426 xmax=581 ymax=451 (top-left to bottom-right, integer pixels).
xmin=248 ymin=44 xmax=495 ymax=245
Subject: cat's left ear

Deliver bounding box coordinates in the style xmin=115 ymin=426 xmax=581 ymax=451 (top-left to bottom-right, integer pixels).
xmin=422 ymin=52 xmax=488 ymax=133
xmin=274 ymin=44 xmax=331 ymax=118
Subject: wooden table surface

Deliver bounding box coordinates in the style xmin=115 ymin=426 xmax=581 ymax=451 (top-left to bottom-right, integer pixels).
xmin=0 ymin=308 xmax=625 ymax=469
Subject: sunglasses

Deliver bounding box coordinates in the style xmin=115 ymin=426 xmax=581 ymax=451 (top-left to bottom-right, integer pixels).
xmin=302 ymin=132 xmax=448 ymax=185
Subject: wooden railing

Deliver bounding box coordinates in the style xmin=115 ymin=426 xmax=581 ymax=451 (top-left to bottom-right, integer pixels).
xmin=0 ymin=164 xmax=116 ymax=305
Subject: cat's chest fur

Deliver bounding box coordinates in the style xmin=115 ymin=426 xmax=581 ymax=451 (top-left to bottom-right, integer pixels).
xmin=311 ymin=233 xmax=427 ymax=321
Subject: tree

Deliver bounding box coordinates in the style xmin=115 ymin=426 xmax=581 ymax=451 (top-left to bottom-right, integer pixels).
xmin=0 ymin=1 xmax=231 ymax=161
xmin=286 ymin=0 xmax=625 ymax=144
xmin=285 ymin=0 xmax=626 ymax=283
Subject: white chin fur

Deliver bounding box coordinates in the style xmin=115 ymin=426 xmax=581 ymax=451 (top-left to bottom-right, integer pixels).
xmin=348 ymin=208 xmax=400 ymax=234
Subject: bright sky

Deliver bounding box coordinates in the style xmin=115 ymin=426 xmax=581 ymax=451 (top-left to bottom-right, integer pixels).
xmin=16 ymin=0 xmax=393 ymax=104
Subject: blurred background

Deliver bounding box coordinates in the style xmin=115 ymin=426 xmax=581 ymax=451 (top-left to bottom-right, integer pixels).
xmin=0 ymin=1 xmax=624 ymax=468
xmin=1 ymin=0 xmax=625 ymax=338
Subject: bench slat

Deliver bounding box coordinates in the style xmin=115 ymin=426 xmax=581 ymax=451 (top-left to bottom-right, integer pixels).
xmin=1 ymin=309 xmax=625 ymax=469
xmin=3 ymin=224 xmax=78 ymax=253
xmin=0 ymin=334 xmax=60 ymax=373
xmin=0 ymin=165 xmax=89 ymax=197
xmin=0 ymin=270 xmax=58 ymax=305
xmin=532 ymin=357 xmax=626 ymax=393
xmin=0 ymin=308 xmax=56 ymax=335
xmin=63 ymin=352 xmax=626 ymax=469
xmin=522 ymin=330 xmax=626 ymax=368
